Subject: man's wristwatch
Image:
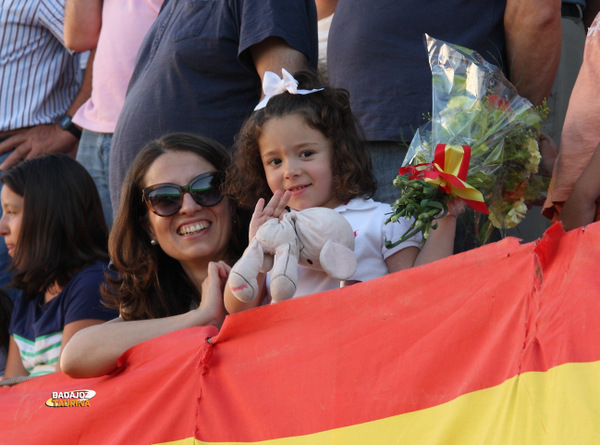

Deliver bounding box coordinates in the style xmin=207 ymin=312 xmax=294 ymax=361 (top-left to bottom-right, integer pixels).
xmin=59 ymin=115 xmax=82 ymax=139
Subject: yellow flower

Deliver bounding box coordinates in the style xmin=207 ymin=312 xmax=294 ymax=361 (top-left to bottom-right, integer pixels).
xmin=526 ymin=138 xmax=541 ymax=173
xmin=505 ymin=198 xmax=527 ymax=228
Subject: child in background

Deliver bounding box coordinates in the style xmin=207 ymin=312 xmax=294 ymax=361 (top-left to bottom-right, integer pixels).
xmin=0 ymin=154 xmax=117 ymax=379
xmin=225 ymin=69 xmax=460 ymax=313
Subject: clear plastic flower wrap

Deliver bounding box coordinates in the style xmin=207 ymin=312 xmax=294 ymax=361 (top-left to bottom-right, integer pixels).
xmin=387 ymin=35 xmax=548 ymax=247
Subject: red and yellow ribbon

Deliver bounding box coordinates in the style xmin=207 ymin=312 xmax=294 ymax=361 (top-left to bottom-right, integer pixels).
xmin=399 ymin=144 xmax=489 ymax=214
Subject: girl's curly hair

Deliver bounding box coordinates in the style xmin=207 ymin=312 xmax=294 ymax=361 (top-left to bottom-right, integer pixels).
xmin=226 ymin=70 xmax=376 ymax=209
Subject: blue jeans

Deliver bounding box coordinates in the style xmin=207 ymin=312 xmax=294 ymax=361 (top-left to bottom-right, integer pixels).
xmin=76 ymin=129 xmax=113 ymax=227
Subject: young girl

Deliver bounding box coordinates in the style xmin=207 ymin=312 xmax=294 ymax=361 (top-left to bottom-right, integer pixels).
xmin=225 ymin=69 xmax=459 ymax=313
xmin=0 ymin=154 xmax=117 ymax=379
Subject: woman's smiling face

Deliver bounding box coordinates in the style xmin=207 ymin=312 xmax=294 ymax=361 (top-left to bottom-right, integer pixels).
xmin=143 ymin=151 xmax=232 ymax=274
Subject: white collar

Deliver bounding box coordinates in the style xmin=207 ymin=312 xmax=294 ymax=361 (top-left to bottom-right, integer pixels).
xmin=335 ymin=197 xmax=378 ymax=213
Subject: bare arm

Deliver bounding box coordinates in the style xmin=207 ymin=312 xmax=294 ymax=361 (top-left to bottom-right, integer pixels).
xmin=559 ymin=142 xmax=600 ymax=231
xmin=61 ymin=262 xmax=227 ymax=378
xmin=385 ymin=200 xmax=462 ymax=273
xmin=64 ymin=0 xmax=103 ymax=51
xmin=250 ymin=36 xmax=310 ymax=97
xmin=1 ymin=337 xmax=29 ymax=379
xmin=385 ymin=214 xmax=458 ymax=273
xmin=60 ymin=314 xmax=206 ymax=378
xmin=504 ymin=0 xmax=561 ymax=105
xmin=55 ymin=318 xmax=108 ymax=373
xmin=412 ymin=212 xmax=458 ymax=267
xmin=315 ymin=0 xmax=337 ymax=20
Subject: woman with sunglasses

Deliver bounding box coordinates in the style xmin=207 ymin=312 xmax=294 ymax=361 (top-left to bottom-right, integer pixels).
xmin=61 ymin=133 xmax=249 ymax=378
xmin=1 ymin=154 xmax=117 ymax=380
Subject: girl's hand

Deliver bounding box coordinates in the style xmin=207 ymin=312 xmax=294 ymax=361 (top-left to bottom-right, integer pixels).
xmin=198 ymin=261 xmax=229 ymax=328
xmin=446 ymin=197 xmax=467 ymax=219
xmin=248 ymin=190 xmax=291 ymax=240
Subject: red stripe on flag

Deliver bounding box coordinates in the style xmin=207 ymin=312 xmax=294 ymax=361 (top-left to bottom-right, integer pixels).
xmin=1 ymin=223 xmax=600 ymax=443
xmin=195 ymin=223 xmax=600 ymax=441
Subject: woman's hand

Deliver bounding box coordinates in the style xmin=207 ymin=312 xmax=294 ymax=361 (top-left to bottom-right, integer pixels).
xmin=197 ymin=261 xmax=229 ymax=328
xmin=248 ymin=190 xmax=291 ymax=241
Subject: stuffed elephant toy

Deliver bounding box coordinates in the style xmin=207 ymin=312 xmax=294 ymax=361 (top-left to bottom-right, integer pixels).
xmin=229 ymin=207 xmax=357 ymax=302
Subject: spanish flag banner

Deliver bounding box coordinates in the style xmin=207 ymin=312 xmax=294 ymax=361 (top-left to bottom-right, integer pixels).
xmin=1 ymin=222 xmax=600 ymax=444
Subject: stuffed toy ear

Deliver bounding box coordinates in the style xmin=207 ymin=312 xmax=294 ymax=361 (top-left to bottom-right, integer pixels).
xmin=319 ymin=241 xmax=357 ymax=280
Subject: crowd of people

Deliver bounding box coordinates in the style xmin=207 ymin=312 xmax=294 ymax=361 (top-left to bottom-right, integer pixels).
xmin=0 ymin=0 xmax=598 ymax=381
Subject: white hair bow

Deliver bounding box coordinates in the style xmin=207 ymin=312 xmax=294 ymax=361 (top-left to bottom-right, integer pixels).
xmin=254 ymin=68 xmax=323 ymax=110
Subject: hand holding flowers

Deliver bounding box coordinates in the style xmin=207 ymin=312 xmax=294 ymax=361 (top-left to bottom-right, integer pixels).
xmin=387 ymin=35 xmax=548 ymax=246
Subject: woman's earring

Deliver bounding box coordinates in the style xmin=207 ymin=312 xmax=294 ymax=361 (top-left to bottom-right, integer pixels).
xmin=150 ymin=239 xmax=157 ymax=246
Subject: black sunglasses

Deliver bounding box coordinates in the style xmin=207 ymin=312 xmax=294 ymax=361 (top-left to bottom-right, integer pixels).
xmin=142 ymin=171 xmax=224 ymax=217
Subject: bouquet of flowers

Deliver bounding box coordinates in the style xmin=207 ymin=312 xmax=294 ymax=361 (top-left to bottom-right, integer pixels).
xmin=387 ymin=35 xmax=548 ymax=247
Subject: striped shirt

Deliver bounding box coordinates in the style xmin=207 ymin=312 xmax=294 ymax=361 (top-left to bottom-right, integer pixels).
xmin=8 ymin=262 xmax=118 ymax=377
xmin=13 ymin=331 xmax=61 ymax=376
xmin=0 ymin=0 xmax=82 ymax=131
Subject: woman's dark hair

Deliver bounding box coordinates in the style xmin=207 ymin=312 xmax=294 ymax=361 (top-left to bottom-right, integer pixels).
xmin=0 ymin=154 xmax=108 ymax=299
xmin=0 ymin=290 xmax=13 ymax=353
xmin=226 ymin=69 xmax=376 ymax=208
xmin=104 ymin=133 xmax=249 ymax=321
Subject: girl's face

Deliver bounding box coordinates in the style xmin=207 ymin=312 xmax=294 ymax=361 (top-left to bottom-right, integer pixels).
xmin=143 ymin=151 xmax=232 ymax=276
xmin=0 ymin=185 xmax=24 ymax=257
xmin=258 ymin=114 xmax=343 ymax=210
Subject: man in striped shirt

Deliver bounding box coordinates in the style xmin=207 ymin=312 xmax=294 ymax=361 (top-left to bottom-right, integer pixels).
xmin=0 ymin=0 xmax=91 ymax=292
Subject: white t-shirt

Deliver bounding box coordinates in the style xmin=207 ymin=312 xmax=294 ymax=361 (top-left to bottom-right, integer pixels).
xmin=317 ymin=13 xmax=334 ymax=79
xmin=73 ymin=0 xmax=163 ymax=133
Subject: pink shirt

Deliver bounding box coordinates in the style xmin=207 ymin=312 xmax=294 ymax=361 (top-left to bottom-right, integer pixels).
xmin=544 ymin=13 xmax=600 ymax=221
xmin=73 ymin=0 xmax=163 ymax=133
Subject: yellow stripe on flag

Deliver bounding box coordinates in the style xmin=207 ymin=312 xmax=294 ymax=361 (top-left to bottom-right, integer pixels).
xmin=160 ymin=361 xmax=600 ymax=445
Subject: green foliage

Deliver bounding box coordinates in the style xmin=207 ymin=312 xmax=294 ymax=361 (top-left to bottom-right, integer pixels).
xmin=387 ymin=36 xmax=548 ymax=247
